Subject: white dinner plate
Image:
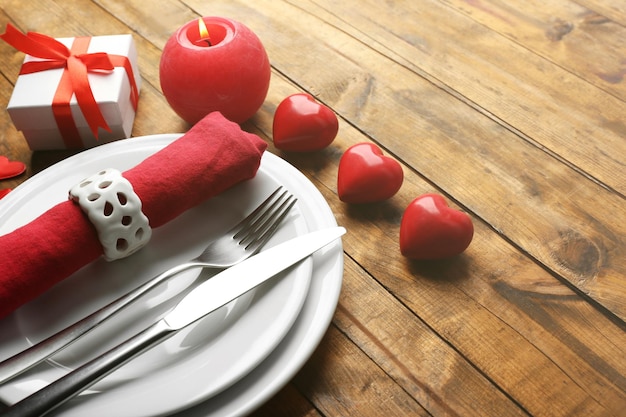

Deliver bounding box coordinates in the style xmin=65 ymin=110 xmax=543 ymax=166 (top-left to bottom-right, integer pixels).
xmin=0 ymin=134 xmax=331 ymax=416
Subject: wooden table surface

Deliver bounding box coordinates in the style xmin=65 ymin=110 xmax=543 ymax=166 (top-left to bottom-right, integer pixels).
xmin=1 ymin=1 xmax=625 ymax=416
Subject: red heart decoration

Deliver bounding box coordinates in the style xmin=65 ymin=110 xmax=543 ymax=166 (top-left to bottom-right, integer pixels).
xmin=400 ymin=194 xmax=474 ymax=260
xmin=273 ymin=93 xmax=339 ymax=152
xmin=0 ymin=156 xmax=26 ymax=180
xmin=0 ymin=188 xmax=10 ymax=199
xmin=337 ymin=142 xmax=403 ymax=203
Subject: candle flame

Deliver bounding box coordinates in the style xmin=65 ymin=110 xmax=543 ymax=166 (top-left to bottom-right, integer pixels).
xmin=197 ymin=18 xmax=211 ymax=45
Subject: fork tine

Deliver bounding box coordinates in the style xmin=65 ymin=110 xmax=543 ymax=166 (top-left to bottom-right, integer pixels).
xmin=242 ymin=194 xmax=297 ymax=253
xmin=233 ymin=186 xmax=295 ymax=247
xmin=233 ymin=189 xmax=283 ymax=239
xmin=241 ymin=192 xmax=291 ymax=241
xmin=230 ymin=187 xmax=284 ymax=235
xmin=233 ymin=188 xmax=289 ymax=241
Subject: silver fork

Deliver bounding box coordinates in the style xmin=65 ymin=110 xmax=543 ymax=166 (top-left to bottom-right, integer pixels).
xmin=0 ymin=186 xmax=297 ymax=384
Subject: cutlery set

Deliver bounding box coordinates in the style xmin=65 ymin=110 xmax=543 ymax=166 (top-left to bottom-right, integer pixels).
xmin=0 ymin=187 xmax=346 ymax=416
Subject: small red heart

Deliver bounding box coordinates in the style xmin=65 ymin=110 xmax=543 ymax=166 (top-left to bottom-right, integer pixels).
xmin=0 ymin=156 xmax=26 ymax=180
xmin=273 ymin=93 xmax=339 ymax=152
xmin=337 ymin=143 xmax=403 ymax=203
xmin=400 ymin=194 xmax=474 ymax=260
xmin=0 ymin=188 xmax=11 ymax=199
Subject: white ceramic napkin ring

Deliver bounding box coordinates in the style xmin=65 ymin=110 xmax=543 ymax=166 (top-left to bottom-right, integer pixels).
xmin=69 ymin=168 xmax=152 ymax=261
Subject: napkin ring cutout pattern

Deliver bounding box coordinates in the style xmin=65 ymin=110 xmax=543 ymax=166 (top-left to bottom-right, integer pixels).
xmin=69 ymin=169 xmax=152 ymax=261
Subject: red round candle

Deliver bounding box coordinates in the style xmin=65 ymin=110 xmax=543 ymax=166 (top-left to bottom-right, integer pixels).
xmin=159 ymin=17 xmax=271 ymax=124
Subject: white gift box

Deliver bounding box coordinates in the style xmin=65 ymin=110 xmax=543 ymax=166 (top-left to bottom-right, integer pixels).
xmin=7 ymin=34 xmax=141 ymax=150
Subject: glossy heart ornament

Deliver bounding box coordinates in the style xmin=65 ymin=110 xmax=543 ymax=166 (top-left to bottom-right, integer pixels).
xmin=273 ymin=93 xmax=339 ymax=152
xmin=0 ymin=156 xmax=26 ymax=180
xmin=400 ymin=194 xmax=474 ymax=260
xmin=0 ymin=188 xmax=11 ymax=199
xmin=337 ymin=143 xmax=403 ymax=203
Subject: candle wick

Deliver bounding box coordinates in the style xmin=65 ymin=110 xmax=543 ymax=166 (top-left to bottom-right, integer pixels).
xmin=193 ymin=37 xmax=212 ymax=47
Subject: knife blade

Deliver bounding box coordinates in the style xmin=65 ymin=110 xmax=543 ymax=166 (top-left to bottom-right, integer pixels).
xmin=1 ymin=226 xmax=346 ymax=417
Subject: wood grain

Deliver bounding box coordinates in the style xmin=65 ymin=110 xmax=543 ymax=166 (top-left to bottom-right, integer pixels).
xmin=229 ymin=0 xmax=626 ymax=321
xmin=0 ymin=1 xmax=624 ymax=416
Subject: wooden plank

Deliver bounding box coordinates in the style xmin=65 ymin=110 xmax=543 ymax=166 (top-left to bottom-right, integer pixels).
xmin=440 ymin=0 xmax=626 ymax=100
xmin=250 ymin=383 xmax=322 ymax=417
xmin=290 ymin=0 xmax=626 ymax=196
xmin=93 ymin=0 xmax=198 ymax=49
xmin=576 ymin=0 xmax=626 ymax=26
xmin=335 ymin=259 xmax=529 ymax=416
xmin=292 ymin=325 xmax=432 ymax=417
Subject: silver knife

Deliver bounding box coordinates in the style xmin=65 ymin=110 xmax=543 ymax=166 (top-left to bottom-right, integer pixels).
xmin=1 ymin=226 xmax=346 ymax=417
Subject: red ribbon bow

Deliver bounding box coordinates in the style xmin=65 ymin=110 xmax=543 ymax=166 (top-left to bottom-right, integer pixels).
xmin=1 ymin=24 xmax=139 ymax=148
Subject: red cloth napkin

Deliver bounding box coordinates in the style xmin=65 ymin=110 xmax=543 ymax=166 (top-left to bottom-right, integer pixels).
xmin=0 ymin=112 xmax=267 ymax=318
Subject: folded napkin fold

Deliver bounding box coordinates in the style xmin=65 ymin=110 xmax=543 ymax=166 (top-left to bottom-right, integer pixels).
xmin=0 ymin=112 xmax=267 ymax=319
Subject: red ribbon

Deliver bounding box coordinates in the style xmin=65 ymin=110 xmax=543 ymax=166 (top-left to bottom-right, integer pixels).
xmin=0 ymin=24 xmax=139 ymax=148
